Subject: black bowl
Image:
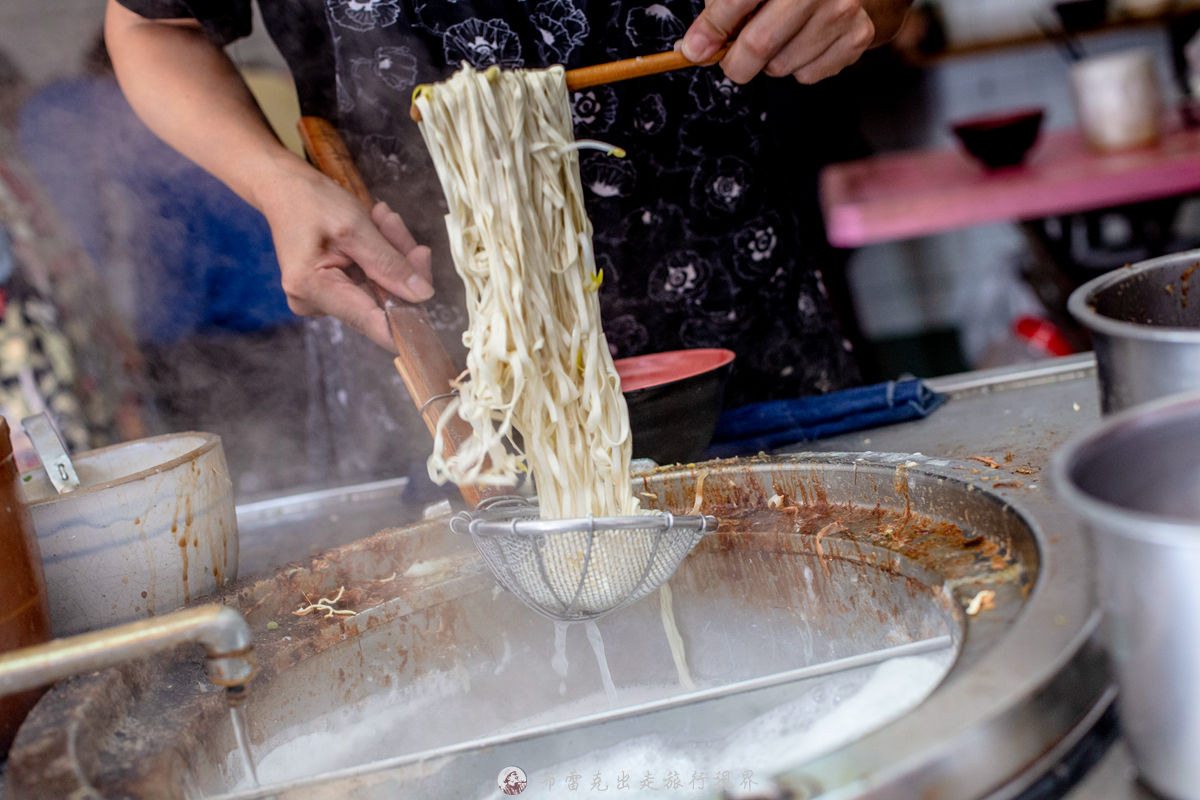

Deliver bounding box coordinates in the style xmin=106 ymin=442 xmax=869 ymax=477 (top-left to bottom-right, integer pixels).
xmin=951 ymin=108 xmax=1045 ymax=170
xmin=616 ymin=348 xmax=735 ymax=466
xmin=1054 ymin=0 xmax=1107 ymax=32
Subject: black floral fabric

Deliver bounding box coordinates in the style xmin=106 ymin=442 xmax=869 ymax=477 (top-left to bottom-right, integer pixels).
xmin=119 ymin=0 xmax=866 ymax=407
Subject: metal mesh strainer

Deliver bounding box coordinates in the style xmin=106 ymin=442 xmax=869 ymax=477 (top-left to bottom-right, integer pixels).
xmin=450 ymin=496 xmax=718 ymax=622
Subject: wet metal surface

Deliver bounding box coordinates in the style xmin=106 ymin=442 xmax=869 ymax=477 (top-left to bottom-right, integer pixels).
xmin=805 ymin=355 xmax=1149 ymax=800
xmin=804 ymin=354 xmax=1101 ymax=469
xmin=6 ymin=443 xmax=1104 ymax=799
xmin=3 ymin=354 xmax=1116 ymax=799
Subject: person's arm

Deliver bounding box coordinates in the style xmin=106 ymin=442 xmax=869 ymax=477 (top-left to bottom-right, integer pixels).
xmin=681 ymin=0 xmax=914 ymax=85
xmin=103 ymin=0 xmax=432 ymax=351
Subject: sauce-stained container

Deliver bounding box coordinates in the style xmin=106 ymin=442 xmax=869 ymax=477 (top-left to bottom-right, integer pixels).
xmin=0 ymin=416 xmax=51 ymax=754
xmin=21 ymin=432 xmax=238 ymax=637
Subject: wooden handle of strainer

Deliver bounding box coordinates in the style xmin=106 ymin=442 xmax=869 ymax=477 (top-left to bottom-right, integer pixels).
xmin=297 ymin=116 xmax=486 ymax=508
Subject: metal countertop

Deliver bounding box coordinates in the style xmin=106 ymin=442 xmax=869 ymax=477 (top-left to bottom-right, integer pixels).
xmin=799 ymin=354 xmax=1101 ymax=468
xmin=231 ymin=353 xmax=1152 ymax=799
xmin=796 ymin=354 xmax=1156 ymax=800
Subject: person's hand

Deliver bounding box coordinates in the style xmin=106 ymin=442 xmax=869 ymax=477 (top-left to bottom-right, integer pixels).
xmin=681 ymin=0 xmax=877 ymax=85
xmin=257 ymin=163 xmax=434 ymax=352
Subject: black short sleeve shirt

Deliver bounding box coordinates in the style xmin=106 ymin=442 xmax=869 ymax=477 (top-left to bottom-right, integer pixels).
xmin=114 ymin=0 xmax=866 ymax=404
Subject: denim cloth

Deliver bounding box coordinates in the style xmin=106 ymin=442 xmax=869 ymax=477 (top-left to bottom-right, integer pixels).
xmin=706 ymin=379 xmax=946 ymax=458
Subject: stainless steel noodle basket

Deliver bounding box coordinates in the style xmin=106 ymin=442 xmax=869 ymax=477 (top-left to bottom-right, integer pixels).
xmin=450 ymin=496 xmax=718 ymax=622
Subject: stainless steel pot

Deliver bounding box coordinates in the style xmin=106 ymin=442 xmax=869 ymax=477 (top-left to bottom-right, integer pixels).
xmin=1068 ymin=248 xmax=1200 ymax=414
xmin=1052 ymin=389 xmax=1200 ymax=799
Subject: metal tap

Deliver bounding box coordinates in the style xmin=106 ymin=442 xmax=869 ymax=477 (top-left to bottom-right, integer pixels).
xmin=0 ymin=604 xmax=257 ymax=695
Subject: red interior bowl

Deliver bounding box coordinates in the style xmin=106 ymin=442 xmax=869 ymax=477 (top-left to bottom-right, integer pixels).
xmin=615 ymin=348 xmax=735 ymax=465
xmin=951 ymin=108 xmax=1044 ymax=170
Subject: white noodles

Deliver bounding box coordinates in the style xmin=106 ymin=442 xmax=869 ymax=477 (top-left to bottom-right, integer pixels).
xmin=415 ymin=64 xmax=638 ymax=521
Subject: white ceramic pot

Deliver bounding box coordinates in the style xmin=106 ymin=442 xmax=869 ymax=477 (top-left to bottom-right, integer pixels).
xmin=20 ymin=432 xmax=238 ymax=637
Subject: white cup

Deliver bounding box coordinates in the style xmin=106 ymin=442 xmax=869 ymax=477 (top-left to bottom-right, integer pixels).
xmin=20 ymin=432 xmax=238 ymax=636
xmin=1070 ymin=49 xmax=1163 ymax=152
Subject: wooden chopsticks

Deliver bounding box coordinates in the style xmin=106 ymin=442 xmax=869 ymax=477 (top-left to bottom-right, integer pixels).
xmin=409 ymin=46 xmax=730 ymax=122
xmin=563 ymin=46 xmax=731 ymax=91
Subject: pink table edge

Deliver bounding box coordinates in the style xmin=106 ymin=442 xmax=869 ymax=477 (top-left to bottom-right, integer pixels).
xmin=820 ymin=124 xmax=1200 ymax=248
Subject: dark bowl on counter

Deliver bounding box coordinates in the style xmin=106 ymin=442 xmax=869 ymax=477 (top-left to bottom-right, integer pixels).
xmin=616 ymin=348 xmax=735 ymax=466
xmin=951 ymin=108 xmax=1045 ymax=170
xmin=1054 ymin=0 xmax=1107 ymax=31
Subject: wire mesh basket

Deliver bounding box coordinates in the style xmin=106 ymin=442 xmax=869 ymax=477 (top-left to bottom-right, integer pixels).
xmin=450 ymin=496 xmax=718 ymax=622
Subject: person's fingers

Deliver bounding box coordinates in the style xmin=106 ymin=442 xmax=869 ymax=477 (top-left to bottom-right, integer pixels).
xmin=681 ymin=0 xmax=759 ymax=63
xmin=371 ymin=201 xmax=419 ymax=252
xmin=764 ymin=0 xmax=872 ymax=80
xmin=786 ymin=14 xmax=872 ymax=84
xmin=686 ymin=0 xmax=874 ymax=84
xmin=406 ymin=244 xmax=433 ymax=285
xmin=371 ymin=202 xmax=433 ymax=285
xmin=761 ymin=11 xmax=843 ymax=78
xmin=281 ymin=266 xmax=394 ymax=351
xmin=339 ymin=216 xmax=435 ymax=303
xmin=720 ymin=0 xmax=820 ymax=84
xmin=309 ymin=269 xmax=397 ymax=352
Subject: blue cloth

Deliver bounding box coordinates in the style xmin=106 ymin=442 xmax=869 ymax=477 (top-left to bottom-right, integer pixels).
xmin=706 ymin=379 xmax=946 ymax=458
xmin=17 ymin=78 xmax=294 ymax=345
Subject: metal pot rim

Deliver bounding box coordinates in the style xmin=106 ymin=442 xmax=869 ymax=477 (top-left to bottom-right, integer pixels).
xmin=22 ymin=431 xmax=223 ymax=507
xmin=1067 ymin=248 xmax=1200 ymax=342
xmin=1051 ymin=388 xmax=1200 ymax=543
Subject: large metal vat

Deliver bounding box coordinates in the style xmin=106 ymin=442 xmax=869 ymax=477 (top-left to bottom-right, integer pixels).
xmin=4 ymin=452 xmax=1107 ymax=799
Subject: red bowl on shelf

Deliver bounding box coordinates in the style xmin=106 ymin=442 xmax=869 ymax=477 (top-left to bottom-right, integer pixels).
xmin=615 ymin=348 xmax=735 ymax=466
xmin=951 ymin=108 xmax=1045 ymax=170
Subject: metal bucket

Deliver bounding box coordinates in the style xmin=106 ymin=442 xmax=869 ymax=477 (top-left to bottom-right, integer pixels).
xmin=1053 ymin=390 xmax=1200 ymax=799
xmin=1068 ymin=249 xmax=1200 ymax=414
xmin=20 ymin=432 xmax=239 ymax=636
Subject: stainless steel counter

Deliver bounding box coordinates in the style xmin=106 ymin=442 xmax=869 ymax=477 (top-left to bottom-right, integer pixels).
xmin=228 ymin=353 xmax=1148 ymax=799
xmin=234 ymin=356 xmax=1106 ymax=578
xmin=0 ymin=355 xmax=1136 ymax=800
xmin=792 ymin=354 xmax=1153 ymax=800
xmin=801 ymin=354 xmax=1101 ymax=467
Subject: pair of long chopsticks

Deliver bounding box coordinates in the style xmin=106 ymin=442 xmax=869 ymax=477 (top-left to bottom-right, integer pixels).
xmin=409 ymin=46 xmax=730 ymax=122
xmin=297 ymin=116 xmax=487 ymax=508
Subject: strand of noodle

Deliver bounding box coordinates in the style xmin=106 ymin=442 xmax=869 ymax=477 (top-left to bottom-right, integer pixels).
xmin=659 ymin=584 xmax=697 ymax=690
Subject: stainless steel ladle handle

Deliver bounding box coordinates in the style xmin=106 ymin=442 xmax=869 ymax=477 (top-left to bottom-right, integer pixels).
xmin=21 ymin=412 xmax=79 ymax=494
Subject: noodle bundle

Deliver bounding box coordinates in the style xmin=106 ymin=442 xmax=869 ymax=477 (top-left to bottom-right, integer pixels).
xmin=415 ymin=64 xmax=638 ymax=522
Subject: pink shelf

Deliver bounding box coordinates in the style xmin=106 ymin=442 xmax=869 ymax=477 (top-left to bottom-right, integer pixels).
xmin=820 ymin=123 xmax=1200 ymax=248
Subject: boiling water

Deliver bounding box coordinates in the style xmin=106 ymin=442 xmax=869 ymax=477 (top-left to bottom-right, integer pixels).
xmin=228 ymin=641 xmax=951 ymax=794
xmin=552 ymin=621 xmax=570 ymax=676
xmin=229 ymin=702 xmax=259 ymax=788
xmin=584 ymin=621 xmax=618 ymax=704
xmin=552 ymin=620 xmax=570 ymax=694
xmin=228 ymin=615 xmax=690 ymax=789
xmin=529 ymin=652 xmax=952 ymax=799
xmin=235 ymin=668 xmax=475 ymax=787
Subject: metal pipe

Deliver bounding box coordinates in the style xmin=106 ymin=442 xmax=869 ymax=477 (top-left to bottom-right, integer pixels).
xmin=0 ymin=604 xmax=256 ymax=696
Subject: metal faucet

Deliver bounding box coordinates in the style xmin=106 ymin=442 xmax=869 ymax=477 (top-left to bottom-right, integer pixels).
xmin=0 ymin=604 xmax=257 ymax=695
